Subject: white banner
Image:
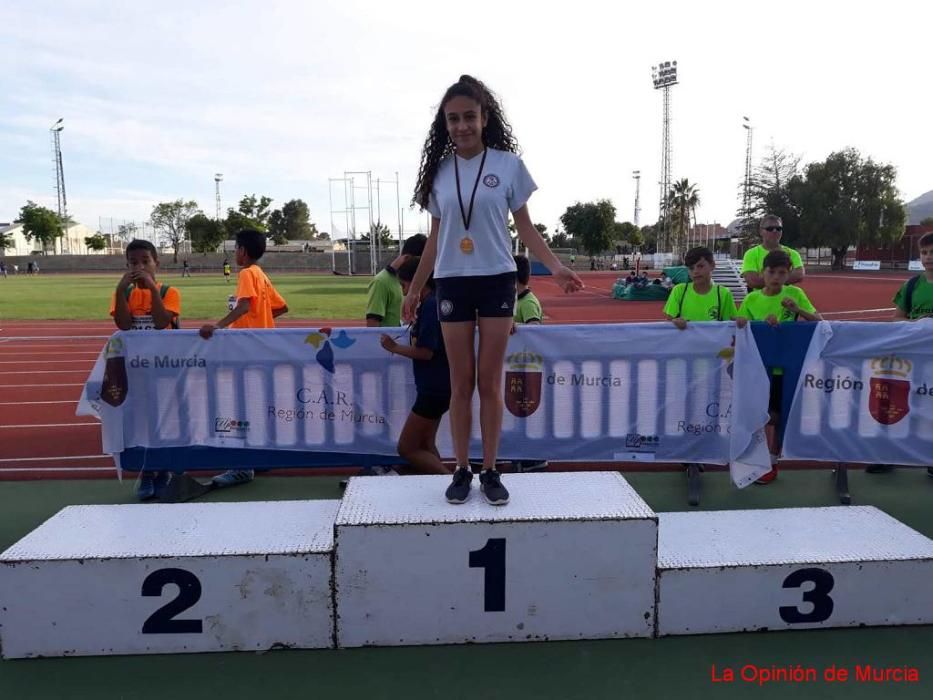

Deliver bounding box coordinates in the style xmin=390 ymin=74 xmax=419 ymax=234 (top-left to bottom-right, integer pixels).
xmin=78 ymin=324 xmax=772 ymax=486
xmin=909 ymin=260 xmax=924 ymax=272
xmin=853 ymin=260 xmax=881 ymax=271
xmin=783 ymin=320 xmax=933 ymax=465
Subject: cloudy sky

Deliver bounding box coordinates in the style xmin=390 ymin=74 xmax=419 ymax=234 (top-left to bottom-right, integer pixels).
xmin=1 ymin=0 xmax=930 ymax=239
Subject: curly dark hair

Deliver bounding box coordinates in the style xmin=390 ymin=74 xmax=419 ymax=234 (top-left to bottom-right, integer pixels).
xmin=413 ymin=75 xmax=520 ymax=210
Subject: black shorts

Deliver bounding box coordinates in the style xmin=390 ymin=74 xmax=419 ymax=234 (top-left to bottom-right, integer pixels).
xmin=435 ymin=272 xmax=516 ymax=322
xmin=769 ymin=374 xmax=783 ymax=415
xmin=412 ymin=392 xmax=451 ymax=420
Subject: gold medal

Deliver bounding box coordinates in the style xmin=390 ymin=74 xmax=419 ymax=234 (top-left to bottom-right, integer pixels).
xmin=454 ymin=147 xmax=487 ymax=256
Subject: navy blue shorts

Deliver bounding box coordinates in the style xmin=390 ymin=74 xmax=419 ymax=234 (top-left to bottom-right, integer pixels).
xmin=412 ymin=392 xmax=451 ymax=420
xmin=435 ymin=272 xmax=516 ymax=322
xmin=769 ymin=374 xmax=783 ymax=415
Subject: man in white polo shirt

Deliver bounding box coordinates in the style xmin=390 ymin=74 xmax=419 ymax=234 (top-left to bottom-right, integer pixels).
xmin=741 ymin=214 xmax=805 ymax=290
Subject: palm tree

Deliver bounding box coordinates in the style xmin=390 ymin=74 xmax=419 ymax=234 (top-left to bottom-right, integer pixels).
xmin=666 ymin=179 xmax=701 ymax=260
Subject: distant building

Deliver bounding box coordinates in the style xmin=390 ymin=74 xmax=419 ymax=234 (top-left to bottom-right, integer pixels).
xmin=0 ymin=221 xmax=105 ymax=255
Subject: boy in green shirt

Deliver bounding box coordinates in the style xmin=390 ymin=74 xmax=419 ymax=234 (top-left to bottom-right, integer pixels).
xmin=736 ymin=249 xmax=822 ymax=484
xmin=663 ymin=246 xmax=737 ymax=328
xmin=664 ymin=246 xmax=736 ymax=500
xmin=512 ymin=255 xmax=546 ymax=473
xmin=513 ymin=254 xmax=544 ymax=325
xmin=893 ymin=232 xmax=933 ymax=321
xmin=871 ymin=232 xmax=933 ymax=477
xmin=365 ymin=234 xmax=427 ymax=328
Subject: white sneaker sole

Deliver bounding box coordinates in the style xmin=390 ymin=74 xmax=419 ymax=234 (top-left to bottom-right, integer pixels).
xmin=481 ymin=488 xmax=509 ymax=506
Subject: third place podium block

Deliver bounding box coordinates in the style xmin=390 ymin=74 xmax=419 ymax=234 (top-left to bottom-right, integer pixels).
xmin=334 ymin=472 xmax=657 ymax=647
xmin=0 ymin=501 xmax=339 ymax=658
xmin=656 ymin=506 xmax=933 ymax=636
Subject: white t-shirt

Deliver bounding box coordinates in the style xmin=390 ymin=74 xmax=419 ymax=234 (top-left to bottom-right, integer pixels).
xmin=428 ymin=148 xmax=536 ymax=279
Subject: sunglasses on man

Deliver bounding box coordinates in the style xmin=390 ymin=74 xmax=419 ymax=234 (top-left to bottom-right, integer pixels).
xmin=763 ymin=226 xmax=783 ymax=232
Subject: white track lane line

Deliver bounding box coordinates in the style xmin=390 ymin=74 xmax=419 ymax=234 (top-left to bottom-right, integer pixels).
xmin=0 ymin=454 xmax=110 ymax=462
xmin=0 ymin=423 xmax=98 ymax=429
xmin=806 ymin=274 xmax=911 ymax=282
xmin=0 ymin=359 xmax=97 ymax=364
xmin=0 ymin=467 xmax=115 ymax=473
xmin=3 ymin=383 xmax=85 ymax=388
xmin=0 ymin=400 xmax=79 ymax=406
xmin=821 ymin=307 xmax=895 ymax=316
xmin=0 ymin=370 xmax=92 ymax=375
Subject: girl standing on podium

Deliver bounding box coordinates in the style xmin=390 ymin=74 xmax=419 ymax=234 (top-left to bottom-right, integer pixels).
xmin=404 ymin=75 xmax=582 ymax=506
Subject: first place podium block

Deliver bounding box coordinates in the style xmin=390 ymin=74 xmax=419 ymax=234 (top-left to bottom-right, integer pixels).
xmin=0 ymin=501 xmax=339 ymax=658
xmin=334 ymin=472 xmax=657 ymax=647
xmin=657 ymin=506 xmax=933 ymax=636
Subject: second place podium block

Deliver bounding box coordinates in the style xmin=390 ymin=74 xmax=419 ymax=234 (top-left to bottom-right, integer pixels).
xmin=0 ymin=501 xmax=339 ymax=658
xmin=334 ymin=472 xmax=658 ymax=647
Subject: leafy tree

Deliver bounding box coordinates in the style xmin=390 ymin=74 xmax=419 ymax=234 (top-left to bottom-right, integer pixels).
xmin=268 ymin=199 xmax=318 ymax=244
xmin=267 ymin=210 xmax=288 ymax=245
xmin=613 ymin=221 xmax=638 ymax=240
xmin=560 ymin=200 xmax=616 ymax=257
xmin=238 ymin=194 xmax=273 ymax=226
xmin=150 ymin=199 xmax=199 ymax=263
xmin=116 ymin=223 xmax=138 ymax=241
xmin=920 ymin=217 xmax=933 ymax=227
xmin=666 ymin=179 xmax=700 ymax=259
xmin=739 ymin=145 xmax=802 ymax=245
xmin=360 ymin=221 xmax=393 ymax=247
xmin=17 ymin=201 xmax=64 ymax=253
xmin=628 ymin=228 xmax=644 ymax=248
xmin=639 ymin=223 xmax=660 ymax=253
xmin=550 ymin=228 xmax=570 ymax=248
xmin=224 ymin=209 xmax=262 ymax=239
xmin=795 ymin=149 xmax=905 ymax=269
xmin=84 ymin=233 xmax=107 ymax=251
xmin=186 ymin=214 xmax=226 ymax=254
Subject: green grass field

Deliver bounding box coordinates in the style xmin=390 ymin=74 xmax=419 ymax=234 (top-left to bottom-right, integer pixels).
xmin=0 ymin=273 xmax=370 ymax=321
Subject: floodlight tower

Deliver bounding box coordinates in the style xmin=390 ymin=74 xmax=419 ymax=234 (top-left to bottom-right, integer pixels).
xmin=632 ymin=170 xmax=641 ymax=228
xmin=214 ymin=173 xmax=223 ymax=221
xmin=651 ymin=61 xmax=678 ymax=251
xmin=50 ymin=118 xmax=67 ymax=251
xmin=741 ymin=117 xmax=753 ymax=219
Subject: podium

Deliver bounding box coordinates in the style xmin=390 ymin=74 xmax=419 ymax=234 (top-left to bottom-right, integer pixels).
xmin=656 ymin=506 xmax=933 ymax=636
xmin=0 ymin=501 xmax=339 ymax=658
xmin=333 ymin=472 xmax=658 ymax=647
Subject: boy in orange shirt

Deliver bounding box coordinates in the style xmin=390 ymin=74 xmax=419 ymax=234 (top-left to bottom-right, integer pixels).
xmin=110 ymin=239 xmax=182 ymax=499
xmin=111 ymin=240 xmax=181 ymax=331
xmin=200 ymin=229 xmax=288 ymax=487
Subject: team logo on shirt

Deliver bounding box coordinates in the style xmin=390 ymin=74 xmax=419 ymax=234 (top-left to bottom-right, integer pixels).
xmin=483 ymin=174 xmax=500 ymax=188
xmin=868 ymin=355 xmax=911 ymax=425
xmin=505 ymin=350 xmax=543 ymax=418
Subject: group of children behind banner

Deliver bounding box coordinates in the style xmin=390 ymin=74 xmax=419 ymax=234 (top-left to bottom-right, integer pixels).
xmin=108 ymin=223 xmax=933 ymax=498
